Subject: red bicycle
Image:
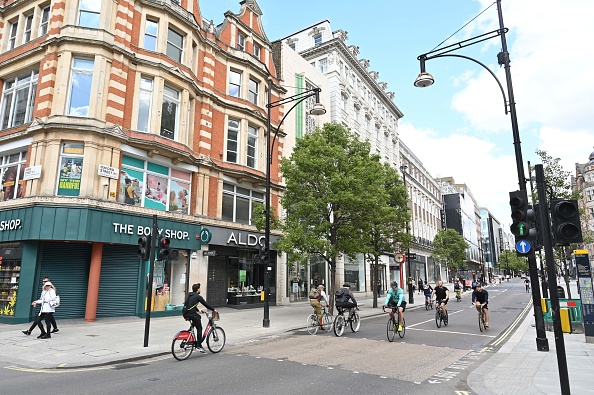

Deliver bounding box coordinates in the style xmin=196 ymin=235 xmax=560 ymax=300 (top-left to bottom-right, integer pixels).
xmin=171 ymin=311 xmax=226 ymax=360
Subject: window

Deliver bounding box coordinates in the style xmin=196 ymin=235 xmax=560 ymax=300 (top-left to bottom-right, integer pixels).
xmin=8 ymin=22 xmax=18 ymax=50
xmin=161 ymin=85 xmax=179 ymax=140
xmin=248 ymin=78 xmax=259 ymax=105
xmin=226 ymin=118 xmax=239 ymax=163
xmin=78 ymin=0 xmax=101 ymax=28
xmin=253 ymin=43 xmax=261 ymax=58
xmin=0 ymin=70 xmax=38 ymax=130
xmin=39 ymin=6 xmax=50 ymax=36
xmin=237 ymin=33 xmax=245 ymax=51
xmin=314 ymin=34 xmax=322 ymax=46
xmin=57 ymin=142 xmax=84 ymax=196
xmin=229 ymin=70 xmax=241 ymax=98
xmin=67 ymin=58 xmax=94 ymax=116
xmin=318 ymin=58 xmax=328 ymax=73
xmin=0 ymin=150 xmax=26 ymax=201
xmin=166 ymin=27 xmax=183 ymax=62
xmin=23 ymin=14 xmax=34 ymax=44
xmin=247 ymin=125 xmax=257 ymax=168
xmin=144 ymin=19 xmax=158 ymax=51
xmin=222 ymin=183 xmax=264 ymax=224
xmin=119 ymin=155 xmax=191 ymax=213
xmin=137 ymin=76 xmax=153 ymax=132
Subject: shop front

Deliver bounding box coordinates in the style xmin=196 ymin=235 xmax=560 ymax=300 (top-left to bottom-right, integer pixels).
xmin=0 ymin=205 xmax=203 ymax=324
xmin=204 ymin=226 xmax=279 ymax=309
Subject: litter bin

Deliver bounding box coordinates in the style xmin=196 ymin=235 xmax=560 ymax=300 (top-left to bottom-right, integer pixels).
xmin=557 ymin=286 xmax=566 ymax=299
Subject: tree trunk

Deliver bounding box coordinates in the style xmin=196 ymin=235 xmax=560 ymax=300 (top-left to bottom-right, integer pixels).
xmin=372 ymin=256 xmax=379 ymax=308
xmin=328 ymin=257 xmax=336 ymax=314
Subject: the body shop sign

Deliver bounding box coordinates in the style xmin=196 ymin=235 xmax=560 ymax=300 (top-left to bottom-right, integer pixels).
xmin=112 ymin=223 xmax=190 ymax=240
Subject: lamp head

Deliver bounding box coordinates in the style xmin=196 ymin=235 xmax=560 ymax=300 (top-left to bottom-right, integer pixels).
xmin=414 ymin=72 xmax=434 ymax=88
xmin=309 ymin=89 xmax=326 ymax=116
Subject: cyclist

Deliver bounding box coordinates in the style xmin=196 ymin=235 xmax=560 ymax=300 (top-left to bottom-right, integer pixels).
xmin=432 ymin=280 xmax=450 ymax=317
xmin=384 ymin=281 xmax=406 ymax=331
xmin=472 ymin=283 xmax=489 ymax=328
xmin=335 ymin=283 xmax=358 ymax=318
xmin=309 ymin=284 xmax=330 ymax=327
xmin=422 ymin=280 xmax=433 ymax=306
xmin=524 ymin=278 xmax=530 ymax=293
xmin=182 ymin=283 xmax=216 ymax=353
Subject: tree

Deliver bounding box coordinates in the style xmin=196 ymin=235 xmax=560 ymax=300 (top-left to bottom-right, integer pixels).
xmin=431 ymin=229 xmax=468 ymax=281
xmin=499 ymin=250 xmax=528 ymax=275
xmin=277 ymin=123 xmax=387 ymax=308
xmin=364 ymin=163 xmax=411 ymax=308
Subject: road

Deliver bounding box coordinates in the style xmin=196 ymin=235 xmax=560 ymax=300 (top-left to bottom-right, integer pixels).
xmin=0 ymin=280 xmax=533 ymax=394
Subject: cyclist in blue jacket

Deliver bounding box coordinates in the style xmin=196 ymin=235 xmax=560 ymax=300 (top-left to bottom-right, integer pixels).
xmin=384 ymin=281 xmax=406 ymax=331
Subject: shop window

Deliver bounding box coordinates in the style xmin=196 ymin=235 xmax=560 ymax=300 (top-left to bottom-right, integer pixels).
xmin=22 ymin=14 xmax=34 ymax=44
xmin=221 ymin=183 xmax=264 ymax=225
xmin=119 ymin=155 xmax=191 ymax=213
xmin=57 ymin=142 xmax=84 ymax=197
xmin=39 ymin=6 xmax=50 ymax=36
xmin=67 ymin=57 xmax=94 ymax=117
xmin=153 ymin=252 xmax=188 ymax=311
xmin=0 ymin=69 xmax=38 ymax=130
xmin=78 ymin=0 xmax=101 ymax=28
xmin=0 ymin=243 xmax=22 ymax=316
xmin=226 ymin=118 xmax=239 ymax=164
xmin=137 ymin=76 xmax=153 ymax=132
xmin=160 ymin=84 xmax=179 ymax=140
xmin=0 ymin=150 xmax=27 ymax=201
xmin=229 ymin=70 xmax=241 ymax=98
xmin=166 ymin=26 xmax=183 ymax=63
xmin=144 ymin=18 xmax=158 ymax=51
xmin=247 ymin=125 xmax=258 ymax=169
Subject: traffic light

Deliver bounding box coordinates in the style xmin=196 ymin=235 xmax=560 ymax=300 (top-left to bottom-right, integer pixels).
xmin=157 ymin=237 xmax=171 ymax=260
xmin=258 ymin=243 xmax=269 ymax=264
xmin=550 ymin=199 xmax=583 ymax=245
xmin=137 ymin=235 xmax=152 ymax=260
xmin=509 ymin=190 xmax=536 ymax=250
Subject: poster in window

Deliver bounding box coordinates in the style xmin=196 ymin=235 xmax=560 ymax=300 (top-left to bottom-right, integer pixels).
xmin=144 ymin=173 xmax=168 ymax=211
xmin=119 ymin=168 xmax=143 ymax=206
xmin=169 ymin=179 xmax=190 ymax=214
xmin=1 ymin=165 xmax=18 ymax=201
xmin=17 ymin=164 xmax=24 ymax=198
xmin=57 ymin=157 xmax=83 ymax=196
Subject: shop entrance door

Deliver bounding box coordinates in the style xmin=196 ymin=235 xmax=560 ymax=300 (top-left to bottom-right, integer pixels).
xmin=207 ymin=256 xmax=228 ymax=307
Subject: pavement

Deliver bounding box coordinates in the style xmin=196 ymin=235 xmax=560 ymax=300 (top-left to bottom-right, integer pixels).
xmin=0 ymin=280 xmax=592 ymax=394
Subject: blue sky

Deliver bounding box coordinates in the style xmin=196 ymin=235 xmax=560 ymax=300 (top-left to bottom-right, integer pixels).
xmin=198 ymin=0 xmax=594 ymax=227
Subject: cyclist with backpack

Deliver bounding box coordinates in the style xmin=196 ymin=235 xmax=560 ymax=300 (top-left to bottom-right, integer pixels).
xmin=422 ymin=280 xmax=433 ymax=306
xmin=182 ymin=283 xmax=216 ymax=353
xmin=335 ymin=283 xmax=358 ymax=315
xmin=384 ymin=281 xmax=406 ymax=332
xmin=309 ymin=284 xmax=329 ymax=326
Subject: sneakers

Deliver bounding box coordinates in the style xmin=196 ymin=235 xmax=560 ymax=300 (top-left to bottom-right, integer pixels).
xmin=37 ymin=333 xmax=49 ymax=339
xmin=397 ymin=325 xmax=403 ymax=332
xmin=485 ymin=322 xmax=489 ymax=328
xmin=51 ymin=328 xmax=59 ymax=333
xmin=196 ymin=346 xmax=207 ymax=354
xmin=22 ymin=330 xmax=31 ymax=336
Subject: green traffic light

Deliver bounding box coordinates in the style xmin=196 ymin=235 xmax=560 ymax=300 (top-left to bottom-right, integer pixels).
xmin=517 ymin=222 xmax=526 ymax=236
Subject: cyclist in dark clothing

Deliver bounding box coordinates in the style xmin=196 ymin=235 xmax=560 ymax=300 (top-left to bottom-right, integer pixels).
xmin=182 ymin=283 xmax=216 ymax=353
xmin=472 ymin=283 xmax=490 ymax=328
xmin=335 ymin=284 xmax=358 ymax=311
xmin=432 ymin=280 xmax=450 ymax=316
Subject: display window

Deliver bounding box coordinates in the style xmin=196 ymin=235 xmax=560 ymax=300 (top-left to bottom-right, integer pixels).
xmin=0 ymin=243 xmax=22 ymax=316
xmin=152 ymin=250 xmax=188 ymax=311
xmin=0 ymin=150 xmax=26 ymax=201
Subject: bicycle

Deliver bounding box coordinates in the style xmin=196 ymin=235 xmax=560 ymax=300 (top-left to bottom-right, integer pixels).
xmin=307 ymin=305 xmax=332 ymax=335
xmin=171 ymin=311 xmax=226 ymax=360
xmin=383 ymin=306 xmax=405 ymax=341
xmin=333 ymin=306 xmax=360 ymax=337
xmin=477 ymin=303 xmax=487 ymax=332
xmin=424 ymin=295 xmax=434 ymax=310
xmin=435 ymin=300 xmax=448 ymax=328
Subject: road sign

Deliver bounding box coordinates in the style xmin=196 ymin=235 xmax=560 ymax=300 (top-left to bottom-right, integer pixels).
xmin=395 ymin=253 xmax=404 ymax=263
xmin=515 ymin=240 xmax=531 ymax=254
xmin=408 ymin=253 xmax=417 ymax=260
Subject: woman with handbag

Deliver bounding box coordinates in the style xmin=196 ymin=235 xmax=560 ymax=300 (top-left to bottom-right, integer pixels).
xmin=22 ymin=281 xmax=57 ymax=339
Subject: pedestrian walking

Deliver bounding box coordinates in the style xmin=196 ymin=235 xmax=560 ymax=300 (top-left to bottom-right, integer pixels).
xmin=42 ymin=276 xmax=59 ymax=333
xmin=22 ymin=281 xmax=57 ymax=339
xmin=417 ymin=278 xmax=423 ymax=295
xmin=377 ymin=279 xmax=382 ymax=297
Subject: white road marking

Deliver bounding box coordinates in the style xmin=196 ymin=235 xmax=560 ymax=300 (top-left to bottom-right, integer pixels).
xmin=406 ymin=327 xmax=496 ymax=338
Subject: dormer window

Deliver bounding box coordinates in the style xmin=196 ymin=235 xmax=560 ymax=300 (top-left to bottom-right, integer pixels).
xmin=314 ymin=34 xmax=322 ymax=47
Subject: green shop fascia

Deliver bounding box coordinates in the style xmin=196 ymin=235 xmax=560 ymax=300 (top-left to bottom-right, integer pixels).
xmin=0 ymin=205 xmax=204 ymax=324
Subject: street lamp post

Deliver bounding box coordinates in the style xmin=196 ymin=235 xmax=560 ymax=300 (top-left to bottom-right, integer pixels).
xmin=263 ymin=77 xmax=326 ymax=328
xmin=414 ymin=0 xmax=549 ymax=353
xmin=400 ymin=165 xmax=413 ymax=304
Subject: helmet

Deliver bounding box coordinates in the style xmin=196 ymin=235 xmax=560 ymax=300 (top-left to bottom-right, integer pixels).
xmin=390 ymin=281 xmax=398 ymax=288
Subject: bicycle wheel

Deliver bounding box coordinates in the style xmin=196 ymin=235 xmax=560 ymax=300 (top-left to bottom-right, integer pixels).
xmin=478 ymin=312 xmax=485 ymax=332
xmin=333 ymin=315 xmax=345 ymax=337
xmin=307 ymin=314 xmax=319 ymax=335
xmin=206 ymin=326 xmax=226 ymax=353
xmin=171 ymin=330 xmax=194 ymax=361
xmin=398 ymin=318 xmax=406 ymax=338
xmin=350 ymin=312 xmax=360 ymax=332
xmin=386 ymin=317 xmax=396 ymax=342
xmin=322 ymin=312 xmax=333 ymax=331
xmin=435 ymin=308 xmax=442 ymax=328
xmin=425 ymin=300 xmax=430 ymax=310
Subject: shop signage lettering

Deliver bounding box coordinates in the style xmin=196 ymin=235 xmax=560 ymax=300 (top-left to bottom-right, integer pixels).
xmin=0 ymin=219 xmax=22 ymax=231
xmin=112 ymin=223 xmax=190 ymax=240
xmin=227 ymin=231 xmax=264 ymax=246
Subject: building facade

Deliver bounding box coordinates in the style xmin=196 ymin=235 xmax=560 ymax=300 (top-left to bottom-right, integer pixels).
xmin=573 ymin=150 xmax=594 ymax=262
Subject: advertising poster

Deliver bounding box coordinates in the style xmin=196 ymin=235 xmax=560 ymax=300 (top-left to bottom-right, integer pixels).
xmin=57 ymin=157 xmax=83 ymax=196
xmin=169 ymin=179 xmax=190 ymax=214
xmin=119 ymin=168 xmax=143 ymax=206
xmin=144 ymin=173 xmax=168 ymax=211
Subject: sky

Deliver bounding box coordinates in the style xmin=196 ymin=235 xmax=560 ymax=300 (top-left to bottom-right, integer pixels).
xmin=198 ymin=0 xmax=594 ymax=228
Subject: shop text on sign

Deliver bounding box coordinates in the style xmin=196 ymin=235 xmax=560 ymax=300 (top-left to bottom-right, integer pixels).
xmin=0 ymin=219 xmax=22 ymax=232
xmin=112 ymin=223 xmax=190 ymax=240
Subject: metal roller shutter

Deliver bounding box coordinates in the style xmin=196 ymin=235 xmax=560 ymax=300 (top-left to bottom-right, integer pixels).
xmin=96 ymin=244 xmax=140 ymax=318
xmin=207 ymin=256 xmax=228 ymax=307
xmin=39 ymin=243 xmax=91 ymax=319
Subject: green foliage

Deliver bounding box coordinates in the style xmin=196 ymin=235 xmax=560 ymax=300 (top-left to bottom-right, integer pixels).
xmin=499 ymin=250 xmax=528 ymax=274
xmin=251 ymin=202 xmax=281 ymax=231
xmin=430 ymin=229 xmax=468 ymax=276
xmin=532 ymin=149 xmax=580 ymax=202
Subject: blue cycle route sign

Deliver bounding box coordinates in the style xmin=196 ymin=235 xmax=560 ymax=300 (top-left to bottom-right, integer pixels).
xmin=515 ymin=240 xmax=531 ymax=254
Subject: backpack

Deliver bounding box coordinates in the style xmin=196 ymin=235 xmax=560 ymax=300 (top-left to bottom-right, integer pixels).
xmin=335 ymin=288 xmax=345 ymax=298
xmin=308 ymin=288 xmax=320 ymax=299
xmin=181 ymin=297 xmax=199 ymax=316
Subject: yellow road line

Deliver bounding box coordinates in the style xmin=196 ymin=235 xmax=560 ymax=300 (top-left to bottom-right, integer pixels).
xmin=489 ymin=299 xmax=533 ymax=348
xmin=4 ymin=365 xmax=112 ymax=374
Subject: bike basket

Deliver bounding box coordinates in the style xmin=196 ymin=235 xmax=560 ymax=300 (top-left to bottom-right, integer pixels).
xmin=212 ymin=311 xmax=220 ymax=321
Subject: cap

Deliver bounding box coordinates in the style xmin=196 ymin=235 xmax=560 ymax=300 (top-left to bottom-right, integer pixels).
xmin=44 ymin=281 xmax=52 ymax=287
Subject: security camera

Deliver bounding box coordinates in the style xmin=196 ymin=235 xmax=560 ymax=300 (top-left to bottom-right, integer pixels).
xmin=102 ymin=181 xmax=109 ymax=187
